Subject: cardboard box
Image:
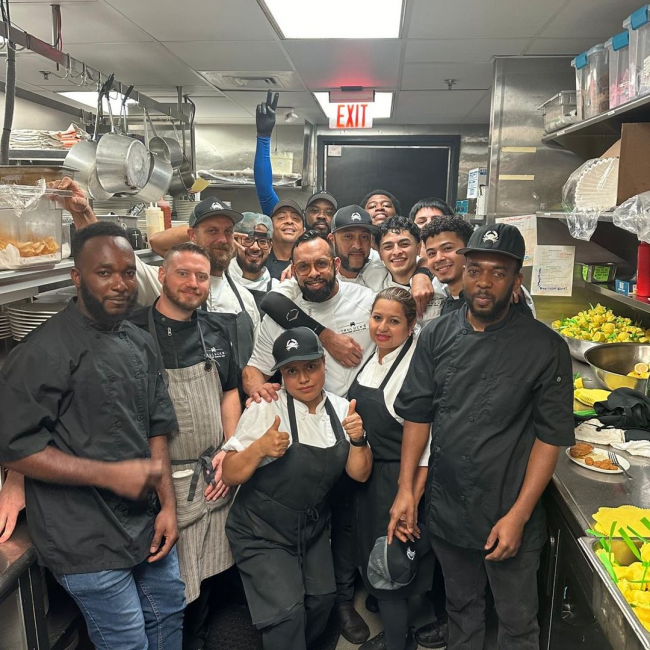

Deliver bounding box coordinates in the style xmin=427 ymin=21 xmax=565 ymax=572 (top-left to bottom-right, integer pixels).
xmin=617 ymin=124 xmax=650 ymax=204
xmin=467 ymin=168 xmax=487 ymax=199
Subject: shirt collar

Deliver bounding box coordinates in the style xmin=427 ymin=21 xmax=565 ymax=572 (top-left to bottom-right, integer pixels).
xmin=153 ymin=298 xmax=198 ymax=328
xmin=65 ymin=297 xmax=126 ymax=332
xmin=288 ymin=390 xmax=328 ymax=415
xmin=459 ymin=303 xmax=518 ymax=333
xmin=376 ymin=339 xmax=408 ymax=366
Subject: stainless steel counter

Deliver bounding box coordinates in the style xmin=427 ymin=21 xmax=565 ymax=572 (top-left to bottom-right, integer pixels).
xmin=0 ymin=520 xmax=35 ymax=600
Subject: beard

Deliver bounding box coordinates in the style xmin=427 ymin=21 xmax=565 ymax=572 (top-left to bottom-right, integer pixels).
xmin=465 ymin=280 xmax=514 ymax=322
xmin=308 ymin=218 xmax=330 ymax=235
xmin=299 ymin=274 xmax=337 ymax=303
xmin=79 ymin=280 xmax=138 ymax=328
xmin=237 ymin=252 xmax=265 ymax=275
xmin=208 ymin=243 xmax=234 ymax=273
xmin=162 ymin=283 xmax=205 ymax=313
xmin=339 ymin=251 xmax=368 ymax=273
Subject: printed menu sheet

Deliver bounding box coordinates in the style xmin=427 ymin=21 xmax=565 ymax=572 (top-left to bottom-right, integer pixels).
xmin=495 ymin=215 xmax=537 ymax=267
xmin=531 ymin=245 xmax=576 ymax=297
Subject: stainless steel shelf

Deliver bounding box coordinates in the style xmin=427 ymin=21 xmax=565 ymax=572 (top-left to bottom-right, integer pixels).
xmin=581 ymin=280 xmax=650 ymax=314
xmin=0 ymin=249 xmax=160 ymax=306
xmin=8 ymin=150 xmax=69 ymax=161
xmin=536 ymin=210 xmax=614 ymax=222
xmin=206 ymin=182 xmax=302 ymax=190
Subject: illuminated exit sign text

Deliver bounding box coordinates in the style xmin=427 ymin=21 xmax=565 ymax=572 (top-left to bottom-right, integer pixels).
xmin=329 ymin=102 xmax=374 ymax=129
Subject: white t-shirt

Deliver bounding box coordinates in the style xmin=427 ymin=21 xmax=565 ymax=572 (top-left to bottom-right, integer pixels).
xmin=135 ymin=256 xmax=261 ymax=340
xmin=228 ymin=258 xmax=279 ymax=293
xmin=355 ymin=337 xmax=431 ymax=467
xmin=250 ymin=280 xmax=375 ymax=397
xmin=222 ymin=389 xmax=350 ymax=467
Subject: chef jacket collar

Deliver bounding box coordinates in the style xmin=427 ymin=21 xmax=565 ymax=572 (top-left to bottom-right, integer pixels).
xmin=459 ymin=302 xmax=517 ymax=333
xmin=287 ymin=390 xmax=328 ymax=416
xmin=66 ymin=297 xmax=127 ymax=333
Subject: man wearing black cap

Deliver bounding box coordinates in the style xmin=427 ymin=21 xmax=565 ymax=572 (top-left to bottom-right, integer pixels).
xmin=265 ymin=199 xmax=305 ymax=281
xmin=388 ymin=223 xmax=574 ymax=650
xmin=305 ymin=191 xmax=338 ymax=235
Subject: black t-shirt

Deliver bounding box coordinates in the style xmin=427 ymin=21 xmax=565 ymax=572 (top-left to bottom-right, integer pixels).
xmin=129 ymin=305 xmax=238 ymax=392
xmin=0 ymin=300 xmax=177 ymax=574
xmin=264 ymin=249 xmax=291 ymax=281
xmin=395 ymin=306 xmax=574 ymax=551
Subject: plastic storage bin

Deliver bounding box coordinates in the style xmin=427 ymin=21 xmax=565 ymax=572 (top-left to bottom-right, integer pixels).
xmin=626 ymin=5 xmax=650 ymax=99
xmin=539 ymin=91 xmax=578 ymax=133
xmin=0 ymin=183 xmax=70 ymax=270
xmin=606 ymin=30 xmax=630 ymax=108
xmin=571 ymin=51 xmax=589 ymax=120
xmin=585 ymin=44 xmax=609 ymax=118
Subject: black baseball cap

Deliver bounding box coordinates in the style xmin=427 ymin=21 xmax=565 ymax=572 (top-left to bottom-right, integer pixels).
xmin=457 ymin=222 xmax=525 ymax=261
xmin=271 ymin=199 xmax=304 ymax=219
xmin=306 ymin=191 xmax=338 ymax=210
xmin=271 ymin=327 xmax=325 ymax=372
xmin=189 ymin=197 xmax=243 ymax=227
xmin=367 ymin=535 xmax=419 ymax=591
xmin=330 ymin=205 xmax=378 ymax=234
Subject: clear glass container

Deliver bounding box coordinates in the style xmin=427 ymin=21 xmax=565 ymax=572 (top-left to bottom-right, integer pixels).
xmin=539 ymin=91 xmax=578 ymax=133
xmin=606 ymin=30 xmax=630 ymax=108
xmin=585 ymin=44 xmax=609 ymax=118
xmin=571 ymin=51 xmax=589 ymax=120
xmin=626 ymin=6 xmax=650 ymax=99
xmin=0 ymin=183 xmax=71 ymax=270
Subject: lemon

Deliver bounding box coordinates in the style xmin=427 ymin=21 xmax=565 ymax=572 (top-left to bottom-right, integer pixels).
xmin=636 ymin=363 xmax=649 ymax=375
xmin=574 ymin=377 xmax=584 ymax=389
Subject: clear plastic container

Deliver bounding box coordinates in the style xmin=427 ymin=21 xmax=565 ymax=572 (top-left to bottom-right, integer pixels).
xmin=0 ymin=183 xmax=70 ymax=270
xmin=571 ymin=51 xmax=589 ymax=120
xmin=605 ymin=30 xmax=630 ymax=108
xmin=585 ymin=44 xmax=609 ymax=118
xmin=539 ymin=91 xmax=578 ymax=133
xmin=626 ymin=6 xmax=650 ymax=99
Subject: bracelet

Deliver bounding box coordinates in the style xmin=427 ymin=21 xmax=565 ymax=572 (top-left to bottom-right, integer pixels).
xmin=349 ymin=431 xmax=368 ymax=447
xmin=413 ymin=267 xmax=434 ymax=280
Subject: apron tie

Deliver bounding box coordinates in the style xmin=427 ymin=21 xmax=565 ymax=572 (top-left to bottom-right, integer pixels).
xmin=172 ymin=445 xmax=217 ymax=501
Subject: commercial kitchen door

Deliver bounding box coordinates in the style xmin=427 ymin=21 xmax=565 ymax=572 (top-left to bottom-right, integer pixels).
xmin=318 ymin=135 xmax=460 ymax=218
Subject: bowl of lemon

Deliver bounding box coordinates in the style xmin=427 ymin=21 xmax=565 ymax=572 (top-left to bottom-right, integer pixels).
xmin=584 ymin=343 xmax=650 ymax=392
xmin=552 ymin=304 xmax=650 ymax=362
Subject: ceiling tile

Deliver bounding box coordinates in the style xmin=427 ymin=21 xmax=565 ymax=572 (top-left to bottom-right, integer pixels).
xmin=405 ymin=38 xmax=528 ymax=63
xmin=9 ymin=1 xmax=152 ymax=44
xmin=393 ymin=90 xmax=487 ymax=123
xmin=103 ymin=0 xmax=277 ymax=41
xmin=407 ymin=0 xmax=567 ymax=39
xmin=401 ymin=62 xmax=493 ymax=91
xmin=189 ymin=96 xmax=253 ymax=119
xmin=462 ymin=91 xmax=492 ymax=124
xmin=223 ymin=90 xmax=320 ymax=112
xmin=526 ymin=38 xmax=608 ymax=56
xmin=539 ymin=0 xmax=641 ymax=39
xmin=164 ymin=41 xmax=292 ymax=71
xmin=283 ymin=40 xmax=401 ymax=89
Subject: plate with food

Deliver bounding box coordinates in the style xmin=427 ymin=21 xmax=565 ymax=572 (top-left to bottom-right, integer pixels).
xmin=566 ymin=443 xmax=630 ymax=474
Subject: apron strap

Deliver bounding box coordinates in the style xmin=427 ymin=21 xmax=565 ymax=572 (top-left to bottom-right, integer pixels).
xmin=324 ymin=397 xmax=347 ymax=442
xmin=148 ymin=301 xmax=169 ymax=388
xmin=171 ymin=445 xmax=217 ymax=501
xmin=224 ymin=272 xmax=246 ymax=312
xmin=287 ymin=393 xmax=300 ymax=444
xmin=378 ymin=335 xmax=414 ymax=391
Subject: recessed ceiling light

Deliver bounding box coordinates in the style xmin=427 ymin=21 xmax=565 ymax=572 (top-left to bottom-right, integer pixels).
xmin=58 ymin=91 xmax=136 ymax=114
xmin=313 ymin=92 xmax=393 ymax=119
xmin=259 ymin=0 xmax=404 ymax=39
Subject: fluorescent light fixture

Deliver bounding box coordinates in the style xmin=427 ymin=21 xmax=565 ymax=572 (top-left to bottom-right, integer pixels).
xmin=58 ymin=91 xmax=136 ymax=114
xmin=260 ymin=0 xmax=404 ymax=39
xmin=314 ymin=92 xmax=393 ymax=119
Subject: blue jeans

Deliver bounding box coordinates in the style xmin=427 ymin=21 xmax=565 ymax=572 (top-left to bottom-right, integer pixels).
xmin=56 ymin=548 xmax=186 ymax=650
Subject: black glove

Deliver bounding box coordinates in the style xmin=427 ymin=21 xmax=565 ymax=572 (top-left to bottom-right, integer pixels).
xmin=256 ymin=90 xmax=279 ymax=137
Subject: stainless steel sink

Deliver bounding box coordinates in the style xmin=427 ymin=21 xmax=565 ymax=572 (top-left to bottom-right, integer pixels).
xmin=579 ymin=536 xmax=650 ymax=650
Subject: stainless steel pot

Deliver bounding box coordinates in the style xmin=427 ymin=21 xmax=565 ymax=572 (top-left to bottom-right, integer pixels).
xmin=168 ymin=154 xmax=196 ymax=196
xmin=96 ymin=101 xmax=149 ymax=194
xmin=134 ymin=110 xmax=173 ymax=202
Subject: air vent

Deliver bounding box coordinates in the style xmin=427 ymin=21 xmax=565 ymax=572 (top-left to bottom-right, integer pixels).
xmin=198 ymin=71 xmax=303 ymax=91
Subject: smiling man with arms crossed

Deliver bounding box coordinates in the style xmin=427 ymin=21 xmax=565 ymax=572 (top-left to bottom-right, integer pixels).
xmin=388 ymin=223 xmax=574 ymax=650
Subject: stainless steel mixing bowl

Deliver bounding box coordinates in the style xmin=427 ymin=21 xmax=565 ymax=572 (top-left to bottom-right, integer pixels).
xmin=584 ymin=343 xmax=650 ymax=393
xmin=559 ymin=333 xmax=600 ymax=362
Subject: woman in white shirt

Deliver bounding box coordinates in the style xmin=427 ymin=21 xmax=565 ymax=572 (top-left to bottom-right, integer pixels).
xmin=222 ymin=327 xmax=372 ymax=650
xmin=348 ymin=287 xmax=434 ymax=650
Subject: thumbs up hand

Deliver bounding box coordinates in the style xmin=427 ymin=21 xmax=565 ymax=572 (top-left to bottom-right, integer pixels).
xmin=342 ymin=399 xmax=364 ymax=442
xmin=258 ymin=415 xmax=291 ymax=458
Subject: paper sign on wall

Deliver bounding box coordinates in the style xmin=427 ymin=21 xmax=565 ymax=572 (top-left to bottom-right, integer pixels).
xmin=329 ymin=103 xmax=373 ymax=129
xmin=496 ymin=215 xmax=537 ymax=267
xmin=531 ymin=245 xmax=576 ymax=297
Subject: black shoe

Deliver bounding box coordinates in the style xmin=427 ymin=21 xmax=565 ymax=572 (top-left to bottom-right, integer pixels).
xmin=415 ymin=616 xmax=448 ymax=649
xmin=359 ymin=629 xmax=417 ymax=650
xmin=335 ymin=601 xmax=370 ymax=644
xmin=365 ymin=593 xmax=379 ymax=613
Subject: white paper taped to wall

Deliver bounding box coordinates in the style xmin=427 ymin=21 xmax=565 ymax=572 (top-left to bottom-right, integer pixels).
xmin=530 ymin=245 xmax=575 ymax=296
xmin=496 ymin=214 xmax=537 ymax=267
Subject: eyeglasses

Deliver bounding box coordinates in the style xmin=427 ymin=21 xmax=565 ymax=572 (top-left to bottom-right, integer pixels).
xmin=293 ymin=258 xmax=332 ymax=276
xmin=235 ymin=234 xmax=271 ymax=249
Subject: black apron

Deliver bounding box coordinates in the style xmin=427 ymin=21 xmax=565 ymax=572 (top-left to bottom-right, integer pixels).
xmin=201 ymin=273 xmax=255 ymax=372
xmin=248 ymin=276 xmax=274 ymax=318
xmin=225 ymin=394 xmax=349 ymax=628
xmin=347 ymin=337 xmax=434 ymax=599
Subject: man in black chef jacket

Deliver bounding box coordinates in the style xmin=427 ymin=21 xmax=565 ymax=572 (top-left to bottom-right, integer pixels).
xmin=388 ymin=223 xmax=574 ymax=650
xmin=0 ymin=222 xmax=185 ymax=649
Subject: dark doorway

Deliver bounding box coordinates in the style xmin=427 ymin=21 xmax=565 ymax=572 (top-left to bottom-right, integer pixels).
xmin=317 ymin=135 xmax=460 ymax=218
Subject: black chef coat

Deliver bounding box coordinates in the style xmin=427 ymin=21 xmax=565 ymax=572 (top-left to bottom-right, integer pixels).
xmin=441 ymin=290 xmax=533 ymax=318
xmin=394 ymin=306 xmax=574 ymax=551
xmin=130 ymin=305 xmax=238 ymax=391
xmin=264 ymin=249 xmax=291 ymax=281
xmin=0 ymin=299 xmax=177 ymax=574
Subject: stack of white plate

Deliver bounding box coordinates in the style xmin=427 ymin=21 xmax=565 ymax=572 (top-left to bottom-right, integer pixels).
xmin=0 ymin=310 xmax=10 ymax=340
xmin=173 ymin=196 xmax=199 ymax=222
xmin=7 ymin=301 xmax=67 ymax=341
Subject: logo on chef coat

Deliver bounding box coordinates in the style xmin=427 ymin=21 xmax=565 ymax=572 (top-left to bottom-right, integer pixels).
xmin=350 ymin=212 xmax=362 ymax=221
xmin=340 ymin=320 xmax=368 ymax=334
xmin=286 ymin=339 xmax=299 ymax=351
xmin=207 ymin=346 xmax=226 ymax=360
xmin=482 ymin=230 xmax=499 ymax=244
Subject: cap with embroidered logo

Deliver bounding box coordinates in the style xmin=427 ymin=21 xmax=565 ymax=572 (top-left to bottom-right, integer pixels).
xmin=330 ymin=204 xmax=378 ymax=234
xmin=306 ymin=191 xmax=338 ymax=210
xmin=457 ymin=222 xmax=525 ymax=261
xmin=271 ymin=327 xmax=325 ymax=372
xmin=367 ymin=535 xmax=419 ymax=591
xmin=189 ymin=197 xmax=244 ymax=227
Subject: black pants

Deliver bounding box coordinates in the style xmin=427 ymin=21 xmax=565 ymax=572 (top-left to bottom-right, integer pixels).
xmin=182 ymin=580 xmax=214 ymax=650
xmin=330 ymin=474 xmax=357 ymax=604
xmin=430 ymin=535 xmax=542 ymax=650
xmin=261 ymin=592 xmax=336 ymax=650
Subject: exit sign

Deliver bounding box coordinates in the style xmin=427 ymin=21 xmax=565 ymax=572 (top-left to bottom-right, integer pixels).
xmin=329 ymin=102 xmax=373 ymax=129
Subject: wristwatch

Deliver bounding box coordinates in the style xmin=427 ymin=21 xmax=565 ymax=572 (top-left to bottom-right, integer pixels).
xmin=349 ymin=431 xmax=368 ymax=447
xmin=413 ymin=266 xmax=434 ymax=280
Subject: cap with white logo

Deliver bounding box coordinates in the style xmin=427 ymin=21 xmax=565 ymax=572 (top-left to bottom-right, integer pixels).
xmin=189 ymin=196 xmax=244 ymax=227
xmin=331 ymin=204 xmax=378 ymax=234
xmin=457 ymin=222 xmax=525 ymax=261
xmin=271 ymin=327 xmax=324 ymax=372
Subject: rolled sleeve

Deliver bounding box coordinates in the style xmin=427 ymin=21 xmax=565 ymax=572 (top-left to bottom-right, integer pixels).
xmin=532 ymin=340 xmax=575 ymax=447
xmin=135 ymin=256 xmax=162 ymax=307
xmin=247 ymin=316 xmax=278 ymax=376
xmin=148 ymin=370 xmax=178 ymax=438
xmin=0 ymin=343 xmax=65 ymax=462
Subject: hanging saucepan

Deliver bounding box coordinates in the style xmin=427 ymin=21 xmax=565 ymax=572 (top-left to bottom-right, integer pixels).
xmin=64 ymin=77 xmax=113 ymax=200
xmin=134 ymin=109 xmax=173 ymax=202
xmin=165 ymin=120 xmax=185 ymax=168
xmin=96 ymin=96 xmax=149 ymax=194
xmin=168 ymin=154 xmax=196 ymax=197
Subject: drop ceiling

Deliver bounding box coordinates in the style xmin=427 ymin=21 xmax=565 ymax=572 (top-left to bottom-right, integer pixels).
xmin=0 ymin=0 xmax=644 ymax=125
